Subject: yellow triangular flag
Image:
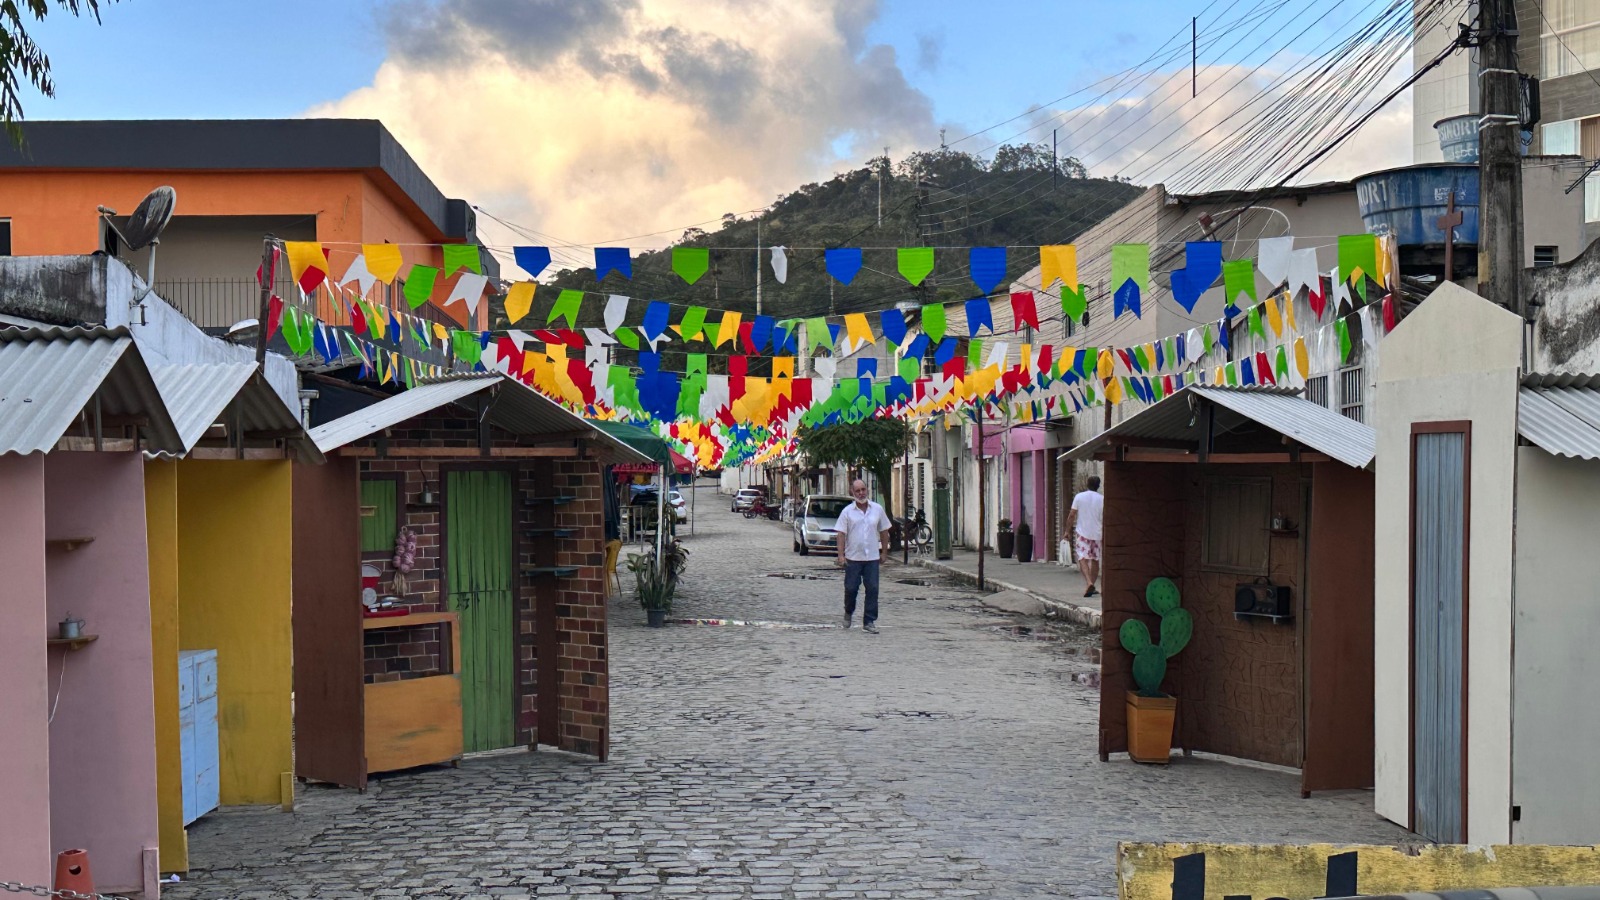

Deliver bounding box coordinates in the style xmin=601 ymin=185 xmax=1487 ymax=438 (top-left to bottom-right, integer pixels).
xmin=1265 ymin=295 xmax=1283 ymax=337
xmin=1097 ymin=348 xmax=1115 ymax=381
xmin=1294 ymin=336 xmax=1310 ymax=379
xmin=772 ymin=356 xmax=794 ymax=379
xmin=714 ymin=312 xmax=742 ymax=348
xmin=433 ymin=322 xmax=450 ymax=342
xmin=844 ymin=313 xmax=874 ymax=347
xmin=284 ymin=241 xmax=326 ymax=283
xmin=505 ymin=282 xmax=536 ymax=324
xmin=363 ymin=244 xmax=403 ymax=283
xmin=1107 ymin=377 xmax=1124 ymax=405
xmin=1039 ymin=245 xmax=1078 ymax=291
xmin=1284 ymin=291 xmax=1297 ymax=331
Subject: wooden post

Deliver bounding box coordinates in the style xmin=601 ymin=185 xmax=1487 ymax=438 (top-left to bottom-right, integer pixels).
xmin=1437 ymin=192 xmax=1464 ymax=283
xmin=255 ymin=236 xmax=275 ymax=368
xmin=1477 ymin=0 xmax=1525 ymax=315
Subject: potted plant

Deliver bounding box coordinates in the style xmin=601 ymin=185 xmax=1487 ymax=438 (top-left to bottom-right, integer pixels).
xmin=996 ymin=518 xmax=1015 ymax=559
xmin=1117 ymin=577 xmax=1193 ymax=763
xmin=1015 ymin=520 xmax=1033 ymax=563
xmin=626 ymin=538 xmax=691 ymax=628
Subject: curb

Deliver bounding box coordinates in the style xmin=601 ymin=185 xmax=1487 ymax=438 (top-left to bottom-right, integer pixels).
xmin=910 ymin=557 xmax=1103 ymax=629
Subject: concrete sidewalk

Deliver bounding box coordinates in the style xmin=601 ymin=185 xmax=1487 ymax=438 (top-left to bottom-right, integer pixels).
xmin=911 ymin=547 xmax=1103 ymax=628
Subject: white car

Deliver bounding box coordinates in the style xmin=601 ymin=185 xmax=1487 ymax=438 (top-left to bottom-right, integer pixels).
xmin=669 ymin=490 xmax=687 ymax=523
xmin=793 ymin=494 xmax=851 ymax=555
xmin=731 ymin=488 xmax=764 ymax=512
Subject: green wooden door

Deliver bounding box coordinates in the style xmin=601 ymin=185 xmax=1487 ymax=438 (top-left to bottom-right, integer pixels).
xmin=445 ymin=469 xmax=516 ymax=752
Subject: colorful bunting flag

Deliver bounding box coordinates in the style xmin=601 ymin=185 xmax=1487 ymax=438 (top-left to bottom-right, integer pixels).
xmin=965 ymin=298 xmax=994 ymax=336
xmin=593 ymin=247 xmax=631 ymax=280
xmin=1010 ymin=291 xmax=1040 ymax=331
xmin=365 ymin=244 xmax=404 ymax=284
xmin=443 ymin=244 xmax=482 ymax=276
xmin=673 ymin=247 xmax=710 ymax=284
xmin=1171 ymin=242 xmax=1222 ymax=313
xmin=825 ymin=248 xmax=863 ymax=285
xmin=1038 ymin=245 xmax=1077 ymax=291
xmin=505 ymin=282 xmax=535 ymax=324
xmin=403 ymin=265 xmax=439 ymax=309
xmin=549 ymin=289 xmax=583 ymax=328
xmin=898 ymin=247 xmax=935 ymax=286
xmin=514 ymin=246 xmax=551 ymax=278
xmin=969 ymin=247 xmax=1007 ymax=294
xmin=1222 ymin=259 xmax=1256 ymax=310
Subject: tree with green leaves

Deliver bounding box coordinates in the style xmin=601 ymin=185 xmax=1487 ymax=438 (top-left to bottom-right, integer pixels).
xmin=2 ymin=0 xmax=113 ymax=144
xmin=795 ymin=417 xmax=913 ymax=504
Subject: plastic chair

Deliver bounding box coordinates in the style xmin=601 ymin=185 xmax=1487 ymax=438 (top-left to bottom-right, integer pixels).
xmin=603 ymin=539 xmax=623 ymax=597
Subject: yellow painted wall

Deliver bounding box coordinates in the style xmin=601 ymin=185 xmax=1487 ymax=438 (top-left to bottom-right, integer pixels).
xmin=176 ymin=460 xmax=294 ymax=806
xmin=1119 ymin=842 xmax=1600 ymax=900
xmin=143 ymin=460 xmax=188 ymax=871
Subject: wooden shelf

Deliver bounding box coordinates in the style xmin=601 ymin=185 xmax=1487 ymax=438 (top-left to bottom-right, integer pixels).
xmin=48 ymin=634 xmax=99 ymax=650
xmin=524 ymin=496 xmax=577 ymax=506
xmin=1234 ymin=611 xmax=1293 ymax=624
xmin=46 ymin=537 xmax=95 ymax=551
xmin=362 ymin=610 xmax=457 ymax=631
xmin=525 ymin=566 xmax=580 ymax=578
xmin=405 ymin=502 xmax=441 ymax=511
xmin=525 ymin=528 xmax=578 ymax=538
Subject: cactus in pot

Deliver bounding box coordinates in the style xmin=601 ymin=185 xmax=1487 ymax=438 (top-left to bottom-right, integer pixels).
xmin=1117 ymin=577 xmax=1192 ymax=696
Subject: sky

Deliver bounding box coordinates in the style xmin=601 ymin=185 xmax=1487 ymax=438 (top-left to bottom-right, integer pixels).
xmin=15 ymin=0 xmax=1439 ymax=251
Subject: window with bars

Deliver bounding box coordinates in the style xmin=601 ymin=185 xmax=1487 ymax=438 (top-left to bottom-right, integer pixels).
xmin=1535 ymin=245 xmax=1561 ymax=267
xmin=1305 ymin=375 xmax=1330 ymax=408
xmin=0 ymin=219 xmax=10 ymax=256
xmin=1339 ymin=366 xmax=1365 ymax=423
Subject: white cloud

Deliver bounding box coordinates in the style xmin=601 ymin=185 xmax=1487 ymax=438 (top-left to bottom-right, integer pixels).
xmin=309 ymin=0 xmax=937 ymax=254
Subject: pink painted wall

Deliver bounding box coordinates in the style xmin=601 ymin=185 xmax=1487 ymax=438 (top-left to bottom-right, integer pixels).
xmin=1006 ymin=428 xmax=1052 ymax=560
xmin=0 ymin=455 xmax=51 ymax=888
xmin=44 ymin=453 xmax=160 ymax=895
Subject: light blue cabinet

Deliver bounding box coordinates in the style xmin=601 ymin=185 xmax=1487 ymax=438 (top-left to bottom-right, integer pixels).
xmin=178 ymin=650 xmax=219 ymax=825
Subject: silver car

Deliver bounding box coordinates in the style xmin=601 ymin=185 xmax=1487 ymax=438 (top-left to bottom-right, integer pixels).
xmin=792 ymin=494 xmax=852 ymax=555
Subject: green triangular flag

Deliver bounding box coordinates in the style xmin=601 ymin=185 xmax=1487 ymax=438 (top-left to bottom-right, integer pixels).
xmin=686 ymin=353 xmax=708 ymax=378
xmin=679 ymin=306 xmax=708 ymax=341
xmin=1165 ymin=337 xmax=1177 ymax=369
xmin=922 ymin=303 xmax=946 ymax=343
xmin=673 ymin=247 xmax=710 ymax=284
xmin=1338 ymin=234 xmax=1378 ymax=297
xmin=1337 ymin=319 xmax=1353 ymax=363
xmin=1080 ymin=347 xmax=1097 ymax=377
xmin=898 ymin=247 xmax=935 ymax=286
xmin=403 ymin=357 xmax=416 ymax=389
xmin=1225 ymin=363 xmax=1239 ymax=386
xmin=1134 ymin=344 xmax=1151 ymax=371
xmin=1248 ymin=306 xmax=1265 ymax=340
xmin=283 ymin=308 xmax=313 ymax=356
xmin=1202 ymin=324 xmax=1214 ymax=354
xmin=968 ymin=339 xmax=983 ymax=369
xmin=442 ymin=244 xmax=481 ymax=276
xmin=548 ymin=289 xmax=583 ymax=328
xmin=403 ymin=265 xmax=439 ymax=309
xmin=410 ymin=316 xmax=428 ymax=349
xmin=614 ymin=327 xmax=640 ymax=350
xmin=1275 ymin=345 xmax=1290 ymax=379
xmin=452 ymin=330 xmax=482 ymax=366
xmin=806 ymin=316 xmax=833 ymax=351
xmin=899 ymin=355 xmax=920 ymax=382
xmin=1223 ymin=259 xmax=1257 ymax=308
xmin=1060 ymin=284 xmax=1087 ymax=321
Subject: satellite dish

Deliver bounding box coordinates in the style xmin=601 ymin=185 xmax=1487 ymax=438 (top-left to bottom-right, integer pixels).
xmin=122 ymin=186 xmax=176 ymax=250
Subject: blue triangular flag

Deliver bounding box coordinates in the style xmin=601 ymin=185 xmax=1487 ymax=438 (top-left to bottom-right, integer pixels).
xmin=750 ymin=315 xmax=774 ymax=354
xmin=640 ymin=351 xmax=660 ymax=376
xmin=904 ymin=332 xmax=930 ymax=361
xmin=1240 ymin=356 xmax=1256 ymax=385
xmin=594 ymin=247 xmax=632 ymax=280
xmin=934 ymin=337 xmax=957 ymax=366
xmin=1217 ymin=319 xmax=1231 ymax=352
xmin=969 ymin=246 xmax=1007 ymax=294
xmin=514 ymin=246 xmax=551 ymax=278
xmin=880 ymin=308 xmax=908 ymax=346
xmin=825 ymin=248 xmax=863 ymax=285
xmin=1114 ymin=280 xmax=1142 ymax=319
xmin=1171 ymin=241 xmax=1222 ymax=313
xmin=1155 ymin=340 xmax=1165 ymax=371
xmin=965 ymin=298 xmax=995 ymax=335
xmin=643 ymin=301 xmax=669 ymax=340
xmin=388 ymin=312 xmax=402 ymax=344
xmin=858 ymin=357 xmax=878 ymax=378
xmin=1176 ymin=332 xmax=1187 ymax=363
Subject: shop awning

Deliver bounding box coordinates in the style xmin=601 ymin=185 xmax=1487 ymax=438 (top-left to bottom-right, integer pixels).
xmin=1517 ymin=374 xmax=1600 ymax=460
xmin=150 ymin=363 xmax=322 ymax=463
xmin=587 ymin=419 xmax=681 ymax=469
xmin=308 ymin=373 xmax=650 ymax=465
xmin=1065 ymin=385 xmax=1376 ymax=469
xmin=0 ymin=324 xmax=184 ymax=454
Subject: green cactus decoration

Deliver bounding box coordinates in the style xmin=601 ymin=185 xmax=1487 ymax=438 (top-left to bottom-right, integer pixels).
xmin=1117 ymin=577 xmax=1193 ymax=696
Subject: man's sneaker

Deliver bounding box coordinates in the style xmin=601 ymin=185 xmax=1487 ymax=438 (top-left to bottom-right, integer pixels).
xmin=863 ymin=622 xmax=880 ymax=634
xmin=841 ymin=615 xmax=853 ymax=629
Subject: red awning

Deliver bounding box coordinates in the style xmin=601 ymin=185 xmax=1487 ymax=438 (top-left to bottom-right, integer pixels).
xmin=668 ymin=449 xmax=693 ymax=475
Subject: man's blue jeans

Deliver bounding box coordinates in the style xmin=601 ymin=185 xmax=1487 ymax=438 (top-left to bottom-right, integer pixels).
xmin=843 ymin=559 xmax=880 ymax=625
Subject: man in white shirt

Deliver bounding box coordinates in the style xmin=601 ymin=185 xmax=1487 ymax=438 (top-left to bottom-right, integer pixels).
xmin=833 ymin=479 xmax=892 ymax=634
xmin=1067 ymin=475 xmax=1104 ymax=598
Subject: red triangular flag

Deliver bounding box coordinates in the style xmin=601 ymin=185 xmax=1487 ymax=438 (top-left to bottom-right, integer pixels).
xmin=1382 ymin=293 xmax=1396 ymax=332
xmin=1255 ymin=351 xmax=1275 ymax=385
xmin=1308 ymin=276 xmax=1328 ymax=320
xmin=256 ymin=247 xmax=280 ymax=288
xmin=349 ymin=301 xmax=367 ymax=335
xmin=1010 ymin=290 xmax=1040 ymax=331
xmin=265 ymin=294 xmax=284 ymax=340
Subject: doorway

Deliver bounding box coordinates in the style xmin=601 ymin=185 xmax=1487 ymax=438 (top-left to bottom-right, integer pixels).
xmin=1409 ymin=424 xmax=1469 ymax=842
xmin=445 ymin=468 xmax=516 ymax=752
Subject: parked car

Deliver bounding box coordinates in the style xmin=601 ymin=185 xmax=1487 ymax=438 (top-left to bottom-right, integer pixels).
xmin=669 ymin=490 xmax=687 ymax=523
xmin=731 ymin=488 xmax=765 ymax=512
xmin=793 ymin=494 xmax=852 ymax=555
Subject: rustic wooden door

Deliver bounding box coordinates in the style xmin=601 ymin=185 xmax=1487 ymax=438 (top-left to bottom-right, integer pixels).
xmin=445 ymin=469 xmax=516 ymax=752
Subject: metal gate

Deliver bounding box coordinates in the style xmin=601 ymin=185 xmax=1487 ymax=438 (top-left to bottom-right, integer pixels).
xmin=1411 ymin=427 xmax=1468 ymax=842
xmin=445 ymin=469 xmax=516 ymax=753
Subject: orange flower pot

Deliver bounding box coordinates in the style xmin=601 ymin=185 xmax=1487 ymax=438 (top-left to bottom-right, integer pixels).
xmin=1125 ymin=691 xmax=1177 ymax=764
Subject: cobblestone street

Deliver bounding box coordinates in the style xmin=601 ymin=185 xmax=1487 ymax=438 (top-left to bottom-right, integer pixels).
xmin=169 ymin=483 xmax=1408 ymax=899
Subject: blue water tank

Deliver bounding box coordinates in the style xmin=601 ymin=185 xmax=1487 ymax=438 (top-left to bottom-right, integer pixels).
xmin=1433 ymin=113 xmax=1534 ymax=162
xmin=1353 ymin=163 xmax=1479 ymax=248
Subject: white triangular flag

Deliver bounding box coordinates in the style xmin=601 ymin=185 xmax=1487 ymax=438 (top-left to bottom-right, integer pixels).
xmin=771 ymin=246 xmax=788 ymax=284
xmin=583 ymin=327 xmax=616 ymax=347
xmin=1186 ymin=328 xmax=1203 ymax=362
xmin=1288 ymin=249 xmax=1320 ymax=298
xmin=340 ymin=253 xmax=378 ymax=297
xmin=985 ymin=341 xmax=1009 ymax=370
xmin=1258 ymin=237 xmax=1294 ymax=287
xmin=1330 ymin=266 xmax=1352 ymax=309
xmin=605 ymin=294 xmax=629 ymax=333
xmin=813 ymin=356 xmax=837 ymax=380
xmin=1360 ymin=305 xmax=1379 ymax=354
xmin=447 ymin=273 xmax=489 ymax=315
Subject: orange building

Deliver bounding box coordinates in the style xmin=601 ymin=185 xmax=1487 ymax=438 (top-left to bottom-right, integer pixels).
xmin=0 ymin=119 xmax=492 ymax=336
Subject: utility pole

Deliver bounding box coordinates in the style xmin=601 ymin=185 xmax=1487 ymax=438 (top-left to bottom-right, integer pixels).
xmin=1477 ymin=0 xmax=1525 ymax=316
xmin=1053 ymin=129 xmax=1058 ymax=189
xmin=755 ymin=218 xmax=762 ymax=317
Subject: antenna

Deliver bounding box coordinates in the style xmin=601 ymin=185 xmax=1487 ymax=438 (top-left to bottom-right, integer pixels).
xmin=98 ymin=186 xmax=177 ymax=324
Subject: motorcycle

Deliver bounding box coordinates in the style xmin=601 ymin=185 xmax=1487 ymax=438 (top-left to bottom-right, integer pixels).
xmin=744 ymin=497 xmax=783 ymax=520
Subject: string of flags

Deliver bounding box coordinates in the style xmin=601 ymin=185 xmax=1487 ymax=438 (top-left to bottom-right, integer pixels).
xmin=259 ymin=233 xmax=1398 ymax=468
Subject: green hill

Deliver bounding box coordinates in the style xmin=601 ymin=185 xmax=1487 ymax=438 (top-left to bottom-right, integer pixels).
xmin=496 ymin=146 xmax=1141 ymax=374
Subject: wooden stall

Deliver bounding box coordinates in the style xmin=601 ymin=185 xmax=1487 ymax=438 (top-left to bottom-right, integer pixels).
xmin=1066 ymin=385 xmax=1378 ymax=796
xmin=291 ymin=374 xmax=650 ymax=790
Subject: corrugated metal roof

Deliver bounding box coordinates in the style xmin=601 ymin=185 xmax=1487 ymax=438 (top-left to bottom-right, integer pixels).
xmin=0 ymin=324 xmax=184 ymax=454
xmin=150 ymin=363 xmax=320 ymax=462
xmin=310 ymin=373 xmax=648 ymax=464
xmin=1523 ymin=372 xmax=1600 ymax=390
xmin=1064 ymin=385 xmax=1375 ymax=468
xmin=1518 ymin=385 xmax=1600 ymax=460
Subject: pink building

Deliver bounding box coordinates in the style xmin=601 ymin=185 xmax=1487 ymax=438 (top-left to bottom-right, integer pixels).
xmin=0 ymin=325 xmax=183 ymax=896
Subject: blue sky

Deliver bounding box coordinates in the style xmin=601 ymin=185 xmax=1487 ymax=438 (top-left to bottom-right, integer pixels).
xmin=24 ymin=0 xmax=1271 ymax=140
